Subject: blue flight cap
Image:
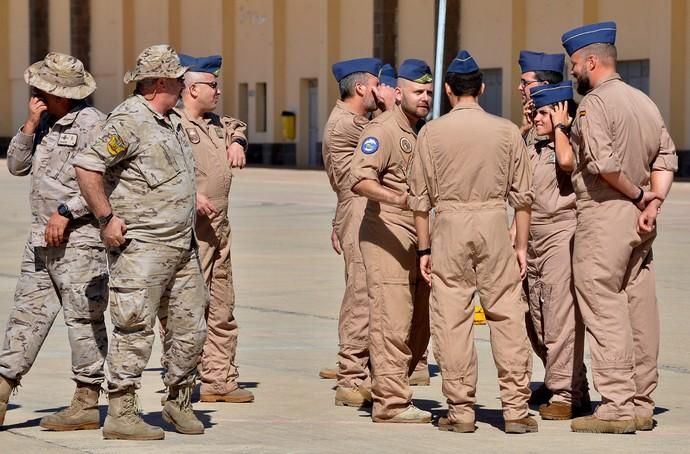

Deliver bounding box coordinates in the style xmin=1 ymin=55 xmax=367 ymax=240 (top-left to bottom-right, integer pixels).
xmin=447 ymin=50 xmax=479 ymax=74
xmin=518 ymin=51 xmax=565 ymax=74
xmin=398 ymin=59 xmax=433 ymax=83
xmin=561 ymin=21 xmax=617 ymax=56
xmin=179 ymin=54 xmax=223 ymax=76
xmin=331 ymin=58 xmax=382 ymax=82
xmin=529 ymin=81 xmax=574 ymax=109
xmin=378 ymin=64 xmax=397 ymax=87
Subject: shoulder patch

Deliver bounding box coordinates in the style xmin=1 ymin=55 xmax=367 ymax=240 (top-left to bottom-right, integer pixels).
xmin=107 ymin=134 xmax=127 ymax=156
xmin=361 ymin=137 xmax=380 ymax=155
xmin=353 ymin=115 xmax=369 ymax=127
xmin=400 ymin=137 xmax=412 ymax=153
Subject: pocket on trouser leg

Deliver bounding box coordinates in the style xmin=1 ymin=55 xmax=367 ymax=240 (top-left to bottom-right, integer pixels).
xmin=109 ymin=287 xmax=151 ymax=330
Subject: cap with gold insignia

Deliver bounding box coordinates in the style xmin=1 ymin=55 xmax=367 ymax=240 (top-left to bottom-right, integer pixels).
xmin=447 ymin=50 xmax=479 ymax=74
xmin=331 ymin=58 xmax=383 ymax=82
xmin=24 ymin=52 xmax=96 ymax=100
xmin=561 ymin=21 xmax=617 ymax=56
xmin=123 ymin=44 xmax=188 ymax=84
xmin=398 ymin=59 xmax=433 ymax=83
xmin=179 ymin=54 xmax=222 ymax=77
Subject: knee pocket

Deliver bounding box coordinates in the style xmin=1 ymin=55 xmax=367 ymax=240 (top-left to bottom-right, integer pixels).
xmin=109 ymin=286 xmax=155 ymax=330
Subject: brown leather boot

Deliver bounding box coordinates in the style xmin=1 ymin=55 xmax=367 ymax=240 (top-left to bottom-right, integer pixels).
xmin=40 ymin=383 xmax=101 ymax=431
xmin=162 ymin=384 xmax=204 ymax=435
xmin=505 ymin=416 xmax=539 ymax=434
xmin=635 ymin=415 xmax=655 ymax=431
xmin=319 ymin=367 xmax=337 ymax=379
xmin=438 ymin=416 xmax=476 ymax=433
xmin=0 ymin=375 xmax=16 ymax=426
xmin=102 ymin=388 xmax=165 ymax=440
xmin=539 ymin=401 xmax=573 ymax=420
xmin=571 ymin=415 xmax=636 ymax=434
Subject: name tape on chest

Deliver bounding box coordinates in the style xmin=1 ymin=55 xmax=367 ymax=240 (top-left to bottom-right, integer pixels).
xmin=57 ymin=133 xmax=78 ymax=147
xmin=107 ymin=134 xmax=127 ymax=156
xmin=214 ymin=126 xmax=224 ymax=139
xmin=186 ymin=128 xmax=201 ymax=144
xmin=400 ymin=137 xmax=412 ymax=153
xmin=361 ymin=136 xmax=380 ymax=155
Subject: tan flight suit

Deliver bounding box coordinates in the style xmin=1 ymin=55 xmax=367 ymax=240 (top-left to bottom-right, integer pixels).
xmin=322 ymin=100 xmax=371 ymax=391
xmin=408 ymin=102 xmax=534 ymax=424
xmin=350 ymin=105 xmax=430 ymax=420
xmin=526 ymin=140 xmax=585 ymax=405
xmin=73 ymin=94 xmax=209 ymax=392
xmin=175 ymin=107 xmax=248 ymax=396
xmin=570 ymin=74 xmax=677 ymax=421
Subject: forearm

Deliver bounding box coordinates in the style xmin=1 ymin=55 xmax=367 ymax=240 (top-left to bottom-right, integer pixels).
xmin=649 ymin=170 xmax=674 ymax=201
xmin=554 ymin=131 xmax=574 ymax=171
xmin=414 ymin=211 xmax=430 ymax=249
xmin=6 ymin=132 xmax=35 ymax=176
xmin=75 ymin=167 xmax=112 ymax=217
xmin=352 ymin=179 xmax=405 ymax=208
xmin=514 ymin=207 xmax=531 ymax=251
xmin=600 ymin=171 xmax=640 ymax=199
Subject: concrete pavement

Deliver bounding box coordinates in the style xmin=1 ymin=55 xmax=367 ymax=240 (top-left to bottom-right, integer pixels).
xmin=0 ymin=165 xmax=689 ymax=453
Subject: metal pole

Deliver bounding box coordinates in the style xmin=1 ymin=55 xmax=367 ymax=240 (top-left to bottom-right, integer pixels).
xmin=432 ymin=0 xmax=447 ymax=119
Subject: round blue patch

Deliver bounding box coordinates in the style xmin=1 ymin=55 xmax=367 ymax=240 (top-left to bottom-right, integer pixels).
xmin=361 ymin=137 xmax=380 ymax=155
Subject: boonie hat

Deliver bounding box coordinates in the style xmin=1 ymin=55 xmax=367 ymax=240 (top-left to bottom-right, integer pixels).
xmin=24 ymin=52 xmax=96 ymax=100
xmin=124 ymin=44 xmax=187 ymax=84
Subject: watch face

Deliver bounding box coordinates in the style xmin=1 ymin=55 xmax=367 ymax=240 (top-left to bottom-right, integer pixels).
xmin=58 ymin=204 xmax=69 ymax=216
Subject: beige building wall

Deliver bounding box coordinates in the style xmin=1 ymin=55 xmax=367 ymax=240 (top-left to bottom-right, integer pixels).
xmin=8 ymin=1 xmax=29 ymax=135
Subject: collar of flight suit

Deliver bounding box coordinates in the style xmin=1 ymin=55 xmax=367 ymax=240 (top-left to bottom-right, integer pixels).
xmin=589 ymin=72 xmax=622 ymax=94
xmin=176 ymin=105 xmax=214 ymax=132
xmin=450 ymin=101 xmax=484 ymax=113
xmin=392 ymin=104 xmax=416 ymax=135
xmin=335 ymin=99 xmax=363 ymax=118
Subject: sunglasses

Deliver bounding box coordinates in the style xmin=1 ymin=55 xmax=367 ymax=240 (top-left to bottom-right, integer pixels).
xmin=193 ymin=81 xmax=219 ymax=91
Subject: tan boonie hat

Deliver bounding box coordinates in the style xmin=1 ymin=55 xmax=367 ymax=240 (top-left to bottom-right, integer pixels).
xmin=123 ymin=44 xmax=187 ymax=84
xmin=24 ymin=52 xmax=96 ymax=100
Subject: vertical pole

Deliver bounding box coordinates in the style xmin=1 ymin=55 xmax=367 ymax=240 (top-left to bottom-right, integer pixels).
xmin=432 ymin=0 xmax=447 ymax=119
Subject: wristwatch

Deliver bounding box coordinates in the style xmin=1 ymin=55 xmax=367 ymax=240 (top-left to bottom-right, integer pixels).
xmin=231 ymin=137 xmax=248 ymax=151
xmin=98 ymin=212 xmax=114 ymax=228
xmin=57 ymin=203 xmax=73 ymax=220
xmin=554 ymin=123 xmax=571 ymax=135
xmin=416 ymin=248 xmax=432 ymax=257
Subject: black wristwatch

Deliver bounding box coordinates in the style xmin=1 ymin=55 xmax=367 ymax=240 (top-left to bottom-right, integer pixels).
xmin=231 ymin=137 xmax=248 ymax=151
xmin=57 ymin=203 xmax=73 ymax=220
xmin=98 ymin=212 xmax=114 ymax=228
xmin=554 ymin=123 xmax=571 ymax=135
xmin=631 ymin=187 xmax=644 ymax=205
xmin=416 ymin=248 xmax=432 ymax=257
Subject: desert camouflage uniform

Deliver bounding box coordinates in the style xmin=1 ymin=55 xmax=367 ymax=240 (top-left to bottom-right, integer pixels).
xmin=73 ymin=94 xmax=208 ymax=392
xmin=0 ymin=104 xmax=108 ymax=385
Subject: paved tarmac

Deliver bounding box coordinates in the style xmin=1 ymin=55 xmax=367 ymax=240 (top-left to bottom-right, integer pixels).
xmin=0 ymin=164 xmax=688 ymax=453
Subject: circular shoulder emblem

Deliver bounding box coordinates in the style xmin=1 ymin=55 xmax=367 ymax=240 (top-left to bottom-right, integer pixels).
xmin=361 ymin=136 xmax=380 ymax=155
xmin=400 ymin=137 xmax=412 ymax=153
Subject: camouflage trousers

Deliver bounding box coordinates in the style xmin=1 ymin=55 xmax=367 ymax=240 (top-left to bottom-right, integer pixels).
xmin=0 ymin=242 xmax=108 ymax=385
xmin=105 ymin=239 xmax=208 ymax=392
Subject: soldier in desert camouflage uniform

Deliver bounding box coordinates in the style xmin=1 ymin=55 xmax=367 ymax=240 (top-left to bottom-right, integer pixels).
xmin=0 ymin=52 xmax=108 ymax=431
xmin=74 ymin=45 xmax=208 ymax=441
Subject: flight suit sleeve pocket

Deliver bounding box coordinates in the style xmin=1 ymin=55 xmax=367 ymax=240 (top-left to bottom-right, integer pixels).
xmin=136 ymin=145 xmax=182 ymax=189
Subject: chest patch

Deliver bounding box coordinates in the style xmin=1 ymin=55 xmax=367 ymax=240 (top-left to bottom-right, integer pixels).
xmin=361 ymin=137 xmax=380 ymax=155
xmin=214 ymin=127 xmax=224 ymax=139
xmin=186 ymin=128 xmax=201 ymax=144
xmin=400 ymin=137 xmax=412 ymax=153
xmin=58 ymin=133 xmax=78 ymax=147
xmin=546 ymin=153 xmax=556 ymax=165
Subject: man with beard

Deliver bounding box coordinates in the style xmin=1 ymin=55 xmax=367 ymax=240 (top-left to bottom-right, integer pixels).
xmin=322 ymin=58 xmax=382 ymax=407
xmin=408 ymin=50 xmax=536 ymax=434
xmin=350 ymin=59 xmax=432 ymax=423
xmin=561 ymin=22 xmax=677 ymax=434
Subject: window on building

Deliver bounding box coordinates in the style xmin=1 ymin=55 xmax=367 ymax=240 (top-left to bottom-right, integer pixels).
xmin=479 ymin=68 xmax=502 ymax=116
xmin=618 ymin=59 xmax=650 ymax=94
xmin=238 ymin=83 xmax=249 ymax=125
xmin=255 ymin=82 xmax=267 ymax=132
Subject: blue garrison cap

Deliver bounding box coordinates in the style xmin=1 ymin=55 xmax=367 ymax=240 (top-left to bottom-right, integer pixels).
xmin=518 ymin=51 xmax=565 ymax=74
xmin=447 ymin=50 xmax=479 ymax=74
xmin=332 ymin=58 xmax=382 ymax=82
xmin=529 ymin=81 xmax=574 ymax=109
xmin=398 ymin=59 xmax=433 ymax=83
xmin=561 ymin=21 xmax=617 ymax=56
xmin=179 ymin=54 xmax=222 ymax=76
xmin=378 ymin=64 xmax=397 ymax=87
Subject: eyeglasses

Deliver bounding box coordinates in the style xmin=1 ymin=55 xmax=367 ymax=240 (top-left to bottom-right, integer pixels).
xmin=520 ymin=79 xmax=541 ymax=88
xmin=193 ymin=81 xmax=219 ymax=91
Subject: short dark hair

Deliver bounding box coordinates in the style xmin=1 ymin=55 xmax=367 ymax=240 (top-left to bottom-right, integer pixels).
xmin=339 ymin=72 xmax=370 ymax=100
xmin=583 ymin=43 xmax=618 ymax=63
xmin=533 ymin=70 xmax=563 ymax=85
xmin=445 ymin=71 xmax=483 ymax=97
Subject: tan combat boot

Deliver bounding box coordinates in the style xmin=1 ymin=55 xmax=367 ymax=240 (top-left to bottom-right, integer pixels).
xmin=40 ymin=383 xmax=101 ymax=431
xmin=635 ymin=415 xmax=655 ymax=431
xmin=0 ymin=375 xmax=16 ymax=426
xmin=200 ymin=385 xmax=254 ymax=403
xmin=372 ymin=405 xmax=432 ymax=423
xmin=318 ymin=367 xmax=337 ymax=379
xmin=409 ymin=368 xmax=431 ymax=386
xmin=539 ymin=401 xmax=573 ymax=420
xmin=102 ymin=388 xmax=165 ymax=440
xmin=505 ymin=416 xmax=539 ymax=434
xmin=571 ymin=415 xmax=636 ymax=434
xmin=334 ymin=386 xmax=372 ymax=407
xmin=438 ymin=416 xmax=476 ymax=433
xmin=162 ymin=384 xmax=204 ymax=435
